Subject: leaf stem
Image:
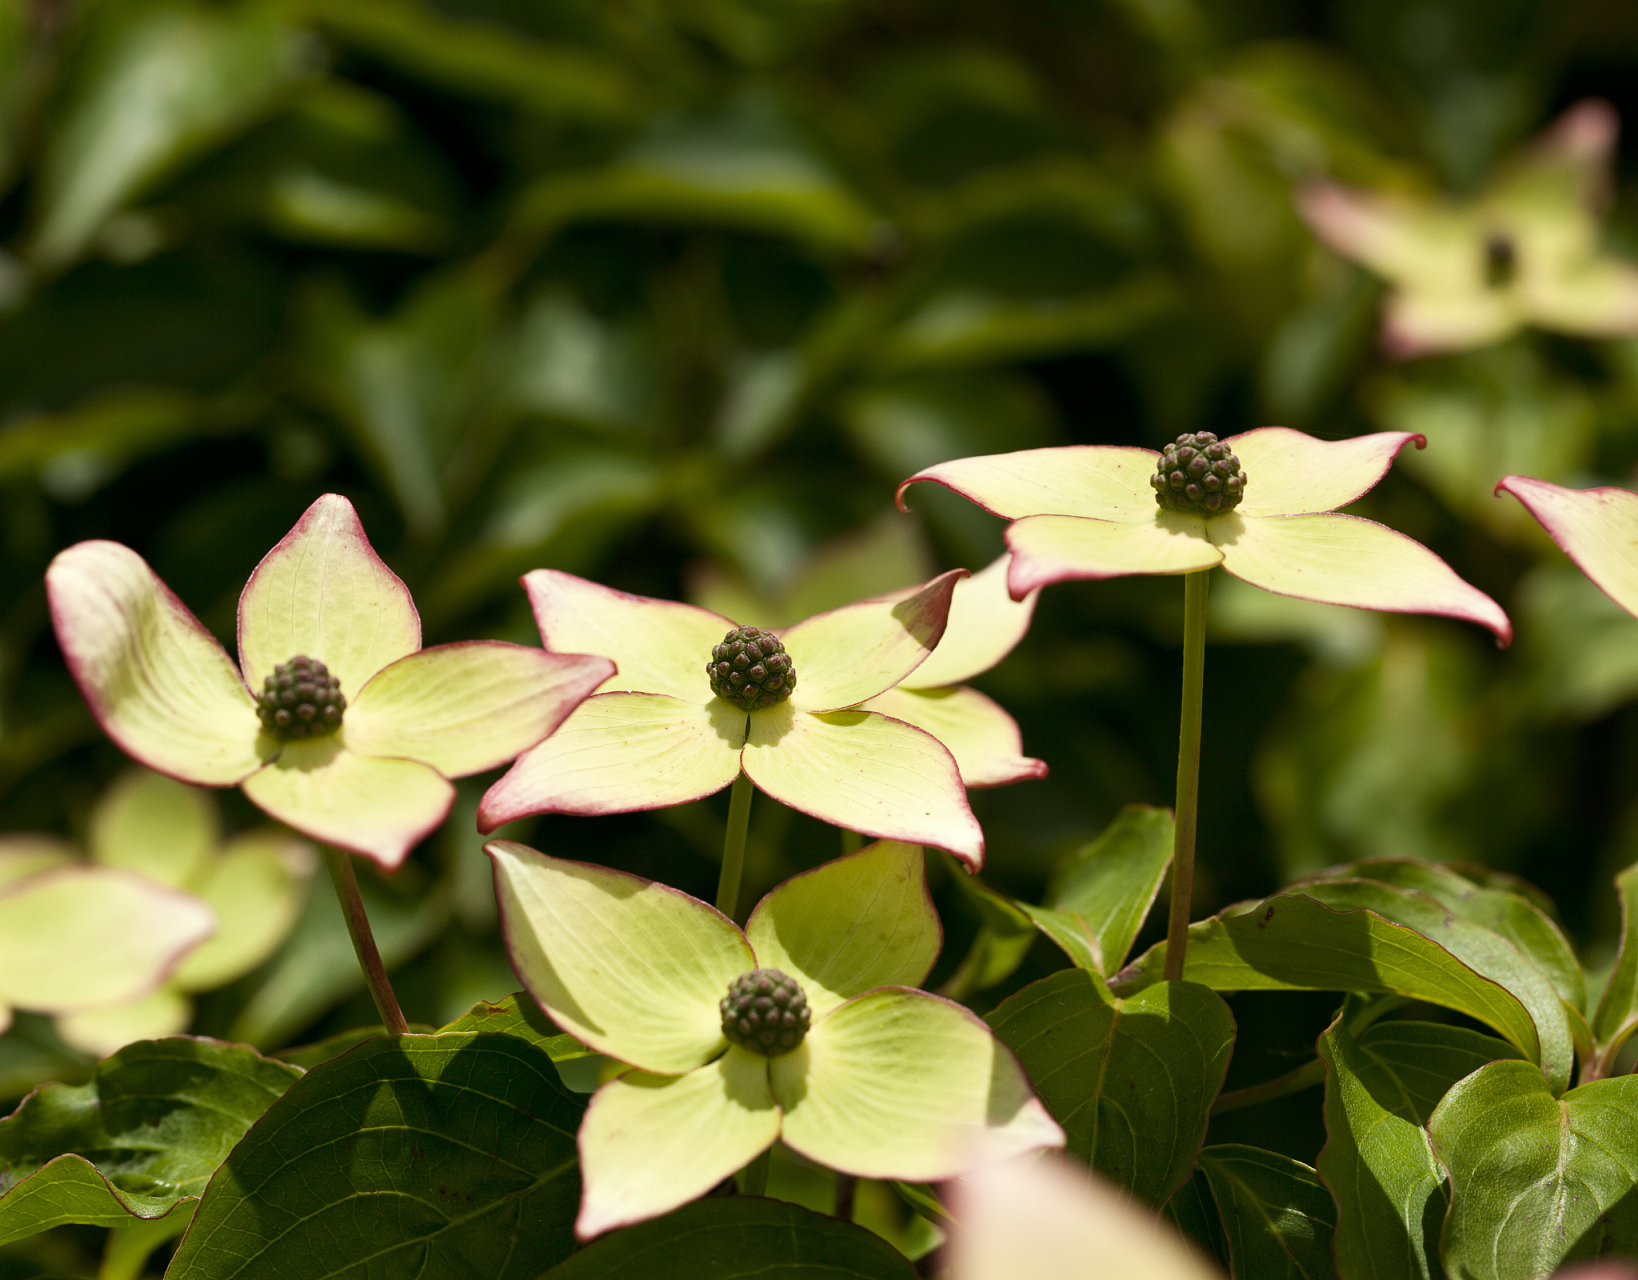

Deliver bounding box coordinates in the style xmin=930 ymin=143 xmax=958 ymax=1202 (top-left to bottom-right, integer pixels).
xmin=717 ymin=771 xmax=755 ymax=920
xmin=1210 ymin=1057 xmax=1327 ymax=1115
xmin=1164 ymin=569 xmax=1210 ymax=983
xmin=325 ymin=847 xmax=409 ymax=1036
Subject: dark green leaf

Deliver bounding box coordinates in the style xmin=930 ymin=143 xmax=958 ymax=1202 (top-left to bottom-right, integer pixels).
xmin=1318 ymin=1019 xmax=1517 ymax=1280
xmin=1116 ymin=894 xmax=1561 ymax=1092
xmin=1590 ymin=862 xmax=1638 ymax=1077
xmin=169 ymin=1018 xmax=587 ymax=1279
xmin=989 ymin=968 xmax=1233 ymax=1206
xmin=1024 ymin=804 xmax=1174 ymax=975
xmin=34 ymin=2 xmax=307 ymax=269
xmin=1428 ymin=1060 xmax=1638 ymax=1278
xmin=1300 ymin=858 xmax=1584 ymax=1010
xmin=541 ymin=1196 xmax=918 ymax=1279
xmin=1197 ymin=1145 xmax=1336 ymax=1280
xmin=0 ymin=1038 xmax=300 ymax=1246
xmin=1288 ymin=879 xmax=1573 ymax=1094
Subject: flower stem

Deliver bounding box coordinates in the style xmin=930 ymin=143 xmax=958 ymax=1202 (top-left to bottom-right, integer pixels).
xmin=740 ymin=1147 xmax=771 ymax=1196
xmin=1164 ymin=569 xmax=1210 ymax=983
xmin=834 ymin=1173 xmax=857 ymax=1221
xmin=325 ymin=847 xmax=409 ymax=1035
xmin=717 ymin=771 xmax=754 ymax=920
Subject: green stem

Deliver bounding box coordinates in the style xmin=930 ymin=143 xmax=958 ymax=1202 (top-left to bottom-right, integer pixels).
xmin=1210 ymin=1057 xmax=1326 ymax=1115
xmin=717 ymin=771 xmax=754 ymax=920
xmin=740 ymin=1147 xmax=771 ymax=1196
xmin=834 ymin=1173 xmax=857 ymax=1222
xmin=325 ymin=848 xmax=409 ymax=1036
xmin=1164 ymin=570 xmax=1210 ymax=984
xmin=840 ymin=829 xmax=863 ymax=855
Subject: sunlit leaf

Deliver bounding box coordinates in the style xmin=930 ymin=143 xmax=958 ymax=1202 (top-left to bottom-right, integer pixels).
xmin=988 ymin=969 xmax=1232 ymax=1206
xmin=1428 ymin=1060 xmax=1638 ymax=1278
xmin=0 ymin=1038 xmax=299 ymax=1246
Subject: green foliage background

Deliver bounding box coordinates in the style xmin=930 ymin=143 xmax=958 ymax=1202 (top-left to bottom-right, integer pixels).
xmin=7 ymin=0 xmax=1638 ymax=1244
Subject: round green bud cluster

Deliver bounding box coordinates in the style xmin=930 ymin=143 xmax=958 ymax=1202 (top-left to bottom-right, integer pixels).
xmin=707 ymin=627 xmax=796 ymax=712
xmin=258 ymin=655 xmax=346 ymax=742
xmin=720 ymin=968 xmax=810 ymax=1057
xmin=1152 ymin=432 xmax=1246 ymax=515
xmin=1484 ymin=232 xmax=1518 ymax=289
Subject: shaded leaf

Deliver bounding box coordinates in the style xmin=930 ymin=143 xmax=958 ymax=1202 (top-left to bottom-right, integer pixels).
xmin=1115 ymin=893 xmax=1563 ymax=1093
xmin=0 ymin=1038 xmax=299 ymax=1246
xmin=34 ymin=1 xmax=307 ymax=268
xmin=988 ymin=968 xmax=1233 ymax=1206
xmin=1197 ymin=1145 xmax=1337 ymax=1280
xmin=1025 ymin=804 xmax=1173 ymax=975
xmin=1318 ymin=1019 xmax=1517 ymax=1280
xmin=169 ymin=1013 xmax=587 ymax=1278
xmin=544 ymin=1196 xmax=918 ymax=1278
xmin=1428 ymin=1060 xmax=1638 ymax=1279
xmin=1590 ymin=862 xmax=1638 ymax=1077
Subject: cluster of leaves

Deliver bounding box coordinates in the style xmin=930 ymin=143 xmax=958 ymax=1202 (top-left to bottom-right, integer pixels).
xmin=8 ymin=0 xmax=1638 ymax=1275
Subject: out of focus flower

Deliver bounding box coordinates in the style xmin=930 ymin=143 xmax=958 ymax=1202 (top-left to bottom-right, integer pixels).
xmin=489 ymin=837 xmax=1063 ymax=1238
xmin=48 ymin=494 xmax=612 ymax=868
xmin=1300 ymin=101 xmax=1638 ymax=356
xmin=945 ymin=1150 xmax=1223 ymax=1280
xmin=0 ymin=768 xmax=312 ymax=1055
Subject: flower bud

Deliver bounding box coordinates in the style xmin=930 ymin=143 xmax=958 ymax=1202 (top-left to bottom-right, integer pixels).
xmin=720 ymin=967 xmax=810 ymax=1056
xmin=258 ymin=655 xmax=346 ymax=742
xmin=1151 ymin=431 xmax=1247 ymax=515
xmin=707 ymin=627 xmax=796 ymax=712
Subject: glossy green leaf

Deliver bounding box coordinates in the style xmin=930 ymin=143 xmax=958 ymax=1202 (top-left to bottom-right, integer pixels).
xmin=169 ymin=1018 xmax=587 ymax=1278
xmin=296 ymin=0 xmax=637 ymax=121
xmin=1288 ymin=879 xmax=1573 ymax=1094
xmin=543 ymin=1196 xmax=918 ymax=1278
xmin=1116 ymin=893 xmax=1555 ymax=1090
xmin=34 ymin=2 xmax=305 ymax=269
xmin=1301 ymin=858 xmax=1584 ymax=1010
xmin=1024 ymin=805 xmax=1174 ymax=975
xmin=1318 ymin=1019 xmax=1517 ymax=1280
xmin=988 ymin=969 xmax=1233 ymax=1206
xmin=0 ymin=1038 xmax=299 ymax=1246
xmin=1590 ymin=862 xmax=1638 ymax=1077
xmin=1197 ymin=1145 xmax=1337 ymax=1280
xmin=1428 ymin=1060 xmax=1638 ymax=1277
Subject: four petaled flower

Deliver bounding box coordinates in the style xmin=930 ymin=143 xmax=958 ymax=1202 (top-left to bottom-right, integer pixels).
xmin=47 ymin=495 xmax=614 ymax=868
xmin=478 ymin=569 xmax=988 ymax=865
xmin=898 ymin=427 xmax=1511 ymax=645
xmin=489 ymin=837 xmax=1064 ymax=1238
xmin=1299 ymin=100 xmax=1638 ymax=357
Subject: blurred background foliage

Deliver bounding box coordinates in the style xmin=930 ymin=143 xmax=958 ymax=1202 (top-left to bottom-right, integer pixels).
xmin=8 ymin=0 xmax=1638 ymax=1257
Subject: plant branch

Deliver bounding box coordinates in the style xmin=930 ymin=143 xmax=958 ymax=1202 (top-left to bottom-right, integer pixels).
xmin=1210 ymin=1058 xmax=1326 ymax=1115
xmin=717 ymin=770 xmax=754 ymax=921
xmin=325 ymin=847 xmax=409 ymax=1036
xmin=1164 ymin=569 xmax=1210 ymax=983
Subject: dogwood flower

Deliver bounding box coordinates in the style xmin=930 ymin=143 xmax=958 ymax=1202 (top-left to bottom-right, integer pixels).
xmin=897 ymin=428 xmax=1511 ymax=644
xmin=478 ymin=568 xmax=987 ymax=865
xmin=489 ymin=837 xmax=1064 ymax=1238
xmin=946 ymin=1151 xmax=1223 ymax=1280
xmin=18 ymin=767 xmax=314 ymax=1056
xmin=1299 ymin=100 xmax=1638 ymax=356
xmin=47 ymin=494 xmax=613 ymax=869
xmin=1499 ymin=476 xmax=1638 ymax=622
xmin=858 ymin=556 xmax=1045 ymax=788
xmin=0 ymin=835 xmax=213 ymax=1043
